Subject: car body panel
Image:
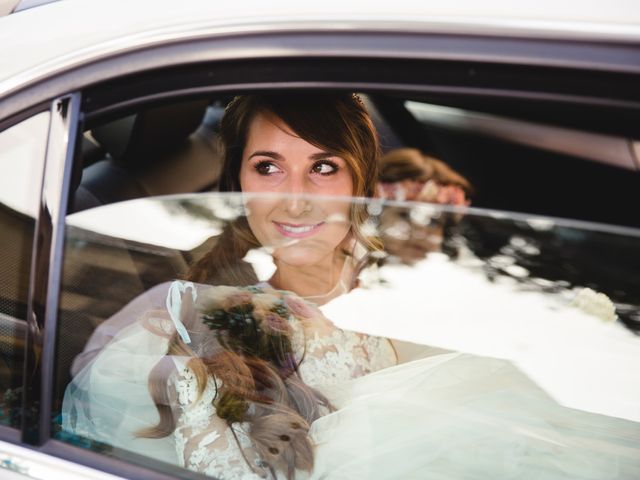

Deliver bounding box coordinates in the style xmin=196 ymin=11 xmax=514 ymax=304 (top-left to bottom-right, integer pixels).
xmin=0 ymin=439 xmax=122 ymax=480
xmin=2 ymin=0 xmax=640 ymax=100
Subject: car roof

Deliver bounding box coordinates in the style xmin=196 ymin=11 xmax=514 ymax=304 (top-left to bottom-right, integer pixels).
xmin=1 ymin=0 xmax=640 ymax=101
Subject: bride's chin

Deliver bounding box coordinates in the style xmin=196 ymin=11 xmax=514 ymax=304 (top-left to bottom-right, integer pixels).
xmin=272 ymin=231 xmax=352 ymax=270
xmin=274 ymin=248 xmax=329 ymax=268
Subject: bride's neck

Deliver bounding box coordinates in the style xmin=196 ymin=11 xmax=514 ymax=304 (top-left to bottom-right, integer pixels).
xmin=270 ymin=252 xmax=350 ymax=304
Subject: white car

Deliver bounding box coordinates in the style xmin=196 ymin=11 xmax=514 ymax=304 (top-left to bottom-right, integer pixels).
xmin=1 ymin=1 xmax=639 ymax=478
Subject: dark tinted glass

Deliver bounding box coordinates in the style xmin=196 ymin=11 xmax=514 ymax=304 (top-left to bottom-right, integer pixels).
xmin=0 ymin=112 xmax=49 ymax=427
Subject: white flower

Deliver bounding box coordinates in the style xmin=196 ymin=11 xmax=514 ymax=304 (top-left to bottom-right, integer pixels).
xmin=571 ymin=288 xmax=617 ymax=322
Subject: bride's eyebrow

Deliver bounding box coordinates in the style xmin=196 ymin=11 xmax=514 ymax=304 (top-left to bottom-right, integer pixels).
xmin=248 ymin=150 xmax=283 ymax=160
xmin=310 ymin=152 xmax=337 ymax=160
xmin=248 ymin=151 xmax=337 ymax=161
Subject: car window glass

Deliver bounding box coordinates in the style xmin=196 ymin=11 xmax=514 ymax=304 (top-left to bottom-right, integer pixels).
xmin=52 ymin=95 xmax=640 ymax=478
xmin=54 ymin=191 xmax=640 ymax=478
xmin=0 ymin=111 xmax=49 ymax=428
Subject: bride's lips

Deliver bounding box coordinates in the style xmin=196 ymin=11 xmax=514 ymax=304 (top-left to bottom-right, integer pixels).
xmin=273 ymin=221 xmax=324 ymax=239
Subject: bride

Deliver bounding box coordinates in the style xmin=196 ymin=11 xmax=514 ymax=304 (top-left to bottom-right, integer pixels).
xmin=62 ymin=92 xmax=397 ymax=479
xmin=62 ymin=92 xmax=640 ymax=480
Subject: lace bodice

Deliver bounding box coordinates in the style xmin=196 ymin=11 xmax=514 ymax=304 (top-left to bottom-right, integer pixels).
xmin=298 ymin=329 xmax=396 ymax=387
xmin=172 ymin=298 xmax=396 ymax=479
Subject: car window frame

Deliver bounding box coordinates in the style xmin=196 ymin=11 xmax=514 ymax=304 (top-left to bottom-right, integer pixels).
xmin=10 ymin=93 xmax=206 ymax=480
xmin=19 ymin=94 xmax=81 ymax=449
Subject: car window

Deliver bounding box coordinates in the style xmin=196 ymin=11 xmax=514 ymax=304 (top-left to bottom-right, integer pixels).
xmin=0 ymin=111 xmax=49 ymax=428
xmin=404 ymin=100 xmax=640 ymax=171
xmin=391 ymin=97 xmax=640 ymax=228
xmin=51 ymin=95 xmax=640 ymax=478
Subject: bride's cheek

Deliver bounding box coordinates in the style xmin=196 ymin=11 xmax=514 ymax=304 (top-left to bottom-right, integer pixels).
xmin=313 ymin=171 xmax=353 ymax=196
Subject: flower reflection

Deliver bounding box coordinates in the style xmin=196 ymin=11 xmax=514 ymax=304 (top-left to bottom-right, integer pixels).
xmin=571 ymin=288 xmax=617 ymax=322
xmin=379 ymin=206 xmax=445 ymax=265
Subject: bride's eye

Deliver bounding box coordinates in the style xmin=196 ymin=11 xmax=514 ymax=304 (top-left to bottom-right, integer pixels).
xmin=255 ymin=161 xmax=280 ymax=175
xmin=311 ymin=160 xmax=339 ymax=176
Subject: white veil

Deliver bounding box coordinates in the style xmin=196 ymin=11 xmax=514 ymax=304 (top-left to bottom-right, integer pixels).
xmin=61 ymin=311 xmax=180 ymax=464
xmin=61 ymin=281 xmax=215 ymax=465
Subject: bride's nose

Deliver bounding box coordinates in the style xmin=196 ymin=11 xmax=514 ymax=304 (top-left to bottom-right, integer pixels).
xmin=282 ymin=174 xmax=312 ymax=216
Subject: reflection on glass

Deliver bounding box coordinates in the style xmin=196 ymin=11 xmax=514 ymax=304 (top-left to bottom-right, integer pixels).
xmin=54 ymin=193 xmax=640 ymax=479
xmin=59 ymin=193 xmax=396 ymax=479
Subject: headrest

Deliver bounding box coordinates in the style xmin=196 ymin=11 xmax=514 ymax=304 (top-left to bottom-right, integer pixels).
xmin=92 ymin=99 xmax=209 ymax=163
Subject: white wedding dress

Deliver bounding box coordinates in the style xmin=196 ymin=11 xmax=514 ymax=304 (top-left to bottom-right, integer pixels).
xmin=310 ymin=352 xmax=640 ymax=479
xmin=62 ymin=282 xmax=640 ymax=479
xmin=171 ymin=325 xmax=396 ymax=479
xmin=61 ymin=282 xmax=397 ymax=479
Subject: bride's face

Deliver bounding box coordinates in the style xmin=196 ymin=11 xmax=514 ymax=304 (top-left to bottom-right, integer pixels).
xmin=239 ymin=111 xmax=354 ymax=268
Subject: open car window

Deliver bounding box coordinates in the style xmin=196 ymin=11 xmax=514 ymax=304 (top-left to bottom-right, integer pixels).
xmin=405 ymin=100 xmax=640 ymax=171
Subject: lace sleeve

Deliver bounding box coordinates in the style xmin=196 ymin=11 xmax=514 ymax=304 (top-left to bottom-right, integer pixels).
xmin=171 ymin=365 xmax=268 ymax=479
